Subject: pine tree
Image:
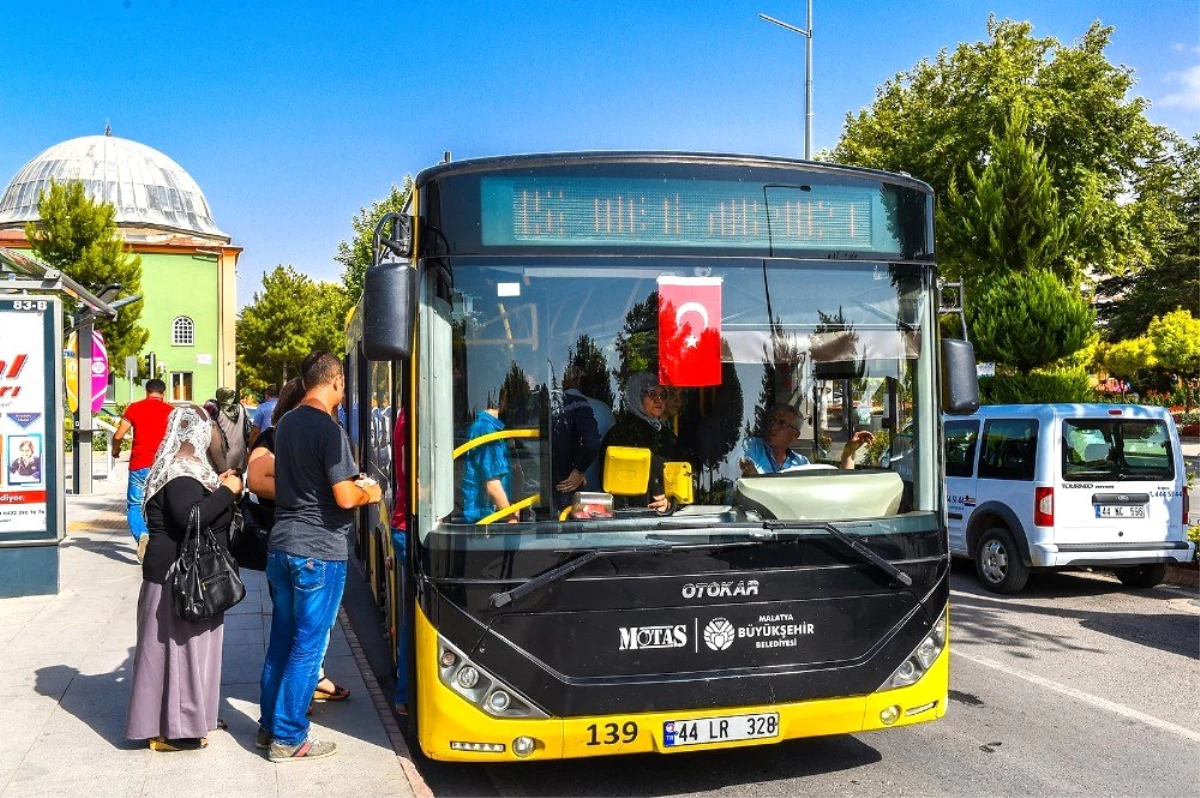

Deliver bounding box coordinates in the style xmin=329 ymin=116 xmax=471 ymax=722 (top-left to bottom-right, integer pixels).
xmin=25 ymin=180 xmax=148 ymax=369
xmin=970 ymin=270 xmax=1094 ymax=373
xmin=938 ymin=106 xmax=1077 ymax=289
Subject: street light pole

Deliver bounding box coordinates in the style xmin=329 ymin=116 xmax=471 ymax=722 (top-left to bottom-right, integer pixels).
xmin=759 ymin=0 xmax=814 ymax=159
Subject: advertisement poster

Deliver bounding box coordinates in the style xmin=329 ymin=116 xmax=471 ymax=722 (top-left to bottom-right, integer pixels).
xmin=64 ymin=329 xmax=107 ymax=415
xmin=0 ymin=298 xmax=58 ymax=538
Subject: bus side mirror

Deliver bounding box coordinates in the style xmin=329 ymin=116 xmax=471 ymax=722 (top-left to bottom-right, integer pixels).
xmin=363 ymin=263 xmax=416 ymax=361
xmin=363 ymin=211 xmax=416 ymax=361
xmin=942 ymin=338 xmax=980 ymax=415
xmin=603 ymin=446 xmax=651 ymax=496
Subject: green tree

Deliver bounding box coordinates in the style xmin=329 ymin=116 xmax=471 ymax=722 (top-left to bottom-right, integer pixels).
xmin=970 ymin=270 xmax=1094 ymax=373
xmin=1096 ymin=134 xmax=1200 ymax=341
xmin=25 ymin=180 xmax=148 ymax=369
xmin=1146 ymin=308 xmax=1200 ymax=411
xmin=612 ymin=291 xmax=658 ymax=398
xmin=938 ymin=106 xmax=1079 ymax=287
xmin=565 ymin=334 xmax=615 ymax=408
xmin=1100 ymin=337 xmax=1156 ymax=400
xmin=336 ymin=178 xmax=414 ymax=303
xmin=236 ymin=265 xmax=351 ymax=392
xmin=833 ymin=17 xmax=1164 ymax=277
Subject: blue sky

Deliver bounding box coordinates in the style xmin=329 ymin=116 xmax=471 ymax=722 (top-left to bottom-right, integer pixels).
xmin=2 ymin=1 xmax=1196 ymax=306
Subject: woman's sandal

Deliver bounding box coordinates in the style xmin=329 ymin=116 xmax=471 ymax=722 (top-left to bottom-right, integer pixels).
xmin=312 ymin=682 xmax=351 ymax=702
xmin=149 ymin=736 xmax=208 ymax=752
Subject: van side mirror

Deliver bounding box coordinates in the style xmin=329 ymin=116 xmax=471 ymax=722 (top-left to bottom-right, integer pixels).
xmin=942 ymin=338 xmax=980 ymax=415
xmin=363 ymin=212 xmax=416 ymax=361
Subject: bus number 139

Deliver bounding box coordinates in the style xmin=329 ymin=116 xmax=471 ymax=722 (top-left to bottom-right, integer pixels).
xmin=585 ymin=721 xmax=638 ymax=746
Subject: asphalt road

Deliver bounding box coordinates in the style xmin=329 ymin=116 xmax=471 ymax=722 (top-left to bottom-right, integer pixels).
xmin=346 ymin=562 xmax=1200 ymax=798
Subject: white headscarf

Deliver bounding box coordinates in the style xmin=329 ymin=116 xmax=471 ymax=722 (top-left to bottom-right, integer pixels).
xmin=625 ymin=372 xmax=664 ymax=432
xmin=142 ymin=406 xmax=221 ymax=519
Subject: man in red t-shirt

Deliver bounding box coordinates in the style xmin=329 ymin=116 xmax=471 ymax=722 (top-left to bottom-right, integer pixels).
xmin=112 ymin=379 xmax=174 ymax=561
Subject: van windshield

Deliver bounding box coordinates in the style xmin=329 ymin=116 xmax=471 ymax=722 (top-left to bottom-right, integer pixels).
xmin=1061 ymin=419 xmax=1175 ymax=482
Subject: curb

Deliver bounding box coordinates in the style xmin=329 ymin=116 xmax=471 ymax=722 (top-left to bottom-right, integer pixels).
xmin=338 ymin=607 xmax=434 ymax=798
xmin=1164 ymin=564 xmax=1199 ymax=590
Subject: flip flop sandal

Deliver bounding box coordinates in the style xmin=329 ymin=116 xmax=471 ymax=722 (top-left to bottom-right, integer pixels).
xmin=216 ymin=718 xmax=229 ymax=731
xmin=149 ymin=737 xmax=208 ymax=752
xmin=312 ymin=683 xmax=351 ymax=702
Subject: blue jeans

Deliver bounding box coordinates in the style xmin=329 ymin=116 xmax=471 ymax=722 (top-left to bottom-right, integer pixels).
xmin=391 ymin=528 xmax=410 ymax=707
xmin=259 ymin=551 xmax=347 ymax=746
xmin=127 ymin=467 xmax=150 ymax=541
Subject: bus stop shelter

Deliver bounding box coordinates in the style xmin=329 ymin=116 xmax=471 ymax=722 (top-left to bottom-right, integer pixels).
xmin=0 ymin=247 xmax=118 ymax=597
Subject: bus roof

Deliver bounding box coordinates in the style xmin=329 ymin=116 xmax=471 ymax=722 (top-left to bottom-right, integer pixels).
xmin=414 ymin=151 xmax=935 ymax=195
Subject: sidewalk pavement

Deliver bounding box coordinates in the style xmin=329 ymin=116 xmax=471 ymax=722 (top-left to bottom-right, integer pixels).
xmin=0 ymin=462 xmax=427 ymax=798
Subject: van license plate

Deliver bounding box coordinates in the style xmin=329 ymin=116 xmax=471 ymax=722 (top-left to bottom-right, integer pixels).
xmin=1096 ymin=505 xmax=1145 ymax=518
xmin=663 ymin=713 xmax=779 ymax=747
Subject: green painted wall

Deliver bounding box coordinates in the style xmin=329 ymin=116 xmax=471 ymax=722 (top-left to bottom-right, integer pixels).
xmin=113 ymin=251 xmax=222 ymax=406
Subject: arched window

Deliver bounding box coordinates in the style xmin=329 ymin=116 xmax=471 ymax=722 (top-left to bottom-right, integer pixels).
xmin=172 ymin=316 xmax=194 ymax=346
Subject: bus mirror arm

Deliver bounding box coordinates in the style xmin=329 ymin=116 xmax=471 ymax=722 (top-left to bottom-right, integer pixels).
xmin=372 ymin=212 xmax=412 ymax=261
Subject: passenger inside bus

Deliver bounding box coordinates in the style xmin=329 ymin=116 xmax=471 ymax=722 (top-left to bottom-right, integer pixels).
xmin=460 ymin=386 xmax=518 ymax=524
xmin=600 ymin=373 xmax=681 ymax=513
xmin=550 ymin=365 xmax=602 ymax=509
xmin=739 ymin=404 xmax=875 ymax=475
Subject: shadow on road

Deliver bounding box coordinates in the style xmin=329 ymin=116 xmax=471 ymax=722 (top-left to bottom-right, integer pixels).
xmin=476 ymin=735 xmax=883 ymax=797
xmin=950 ymin=566 xmax=1198 ymax=660
xmin=34 ymin=650 xmax=143 ymax=751
xmin=60 ymin=535 xmax=139 ymax=567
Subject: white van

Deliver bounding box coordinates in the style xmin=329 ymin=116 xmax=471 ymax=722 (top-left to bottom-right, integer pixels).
xmin=943 ymin=404 xmax=1192 ymax=593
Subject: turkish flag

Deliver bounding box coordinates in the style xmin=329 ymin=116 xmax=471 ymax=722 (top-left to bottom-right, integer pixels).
xmin=658 ymin=276 xmax=723 ymax=387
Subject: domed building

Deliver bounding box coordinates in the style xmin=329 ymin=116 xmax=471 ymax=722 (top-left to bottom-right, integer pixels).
xmin=0 ymin=130 xmax=240 ymax=406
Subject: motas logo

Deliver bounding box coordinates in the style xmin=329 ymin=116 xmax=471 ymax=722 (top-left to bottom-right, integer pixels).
xmin=703 ymin=618 xmax=736 ymax=651
xmin=618 ymin=625 xmax=687 ymax=651
xmin=682 ymin=580 xmax=760 ymax=600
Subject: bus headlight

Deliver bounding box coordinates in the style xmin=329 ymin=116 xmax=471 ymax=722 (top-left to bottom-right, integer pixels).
xmin=879 ymin=611 xmax=947 ymax=691
xmin=437 ymin=636 xmax=548 ymax=719
xmin=456 ymin=666 xmax=480 ymax=689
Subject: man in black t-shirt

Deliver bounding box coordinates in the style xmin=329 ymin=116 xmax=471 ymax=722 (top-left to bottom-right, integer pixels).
xmin=257 ymin=352 xmax=381 ymax=762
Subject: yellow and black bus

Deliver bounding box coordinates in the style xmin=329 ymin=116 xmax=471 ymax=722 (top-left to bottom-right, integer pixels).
xmin=343 ymin=152 xmax=979 ymax=762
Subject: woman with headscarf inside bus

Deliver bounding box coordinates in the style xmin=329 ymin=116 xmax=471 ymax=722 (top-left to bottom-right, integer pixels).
xmin=600 ymin=372 xmax=680 ymax=513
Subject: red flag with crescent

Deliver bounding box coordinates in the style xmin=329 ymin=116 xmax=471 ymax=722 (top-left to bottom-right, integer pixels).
xmin=658 ymin=276 xmax=722 ymax=387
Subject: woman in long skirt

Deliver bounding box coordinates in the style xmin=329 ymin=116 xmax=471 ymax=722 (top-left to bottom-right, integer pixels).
xmin=123 ymin=405 xmax=243 ymax=751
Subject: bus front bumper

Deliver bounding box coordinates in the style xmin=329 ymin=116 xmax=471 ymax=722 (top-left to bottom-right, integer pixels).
xmin=415 ymin=608 xmax=950 ymax=762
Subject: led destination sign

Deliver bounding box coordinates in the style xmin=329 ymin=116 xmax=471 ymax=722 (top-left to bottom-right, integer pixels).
xmin=480 ymin=175 xmax=913 ymax=252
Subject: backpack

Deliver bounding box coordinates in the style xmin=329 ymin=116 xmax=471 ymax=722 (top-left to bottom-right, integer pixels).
xmin=211 ymin=405 xmax=250 ymax=472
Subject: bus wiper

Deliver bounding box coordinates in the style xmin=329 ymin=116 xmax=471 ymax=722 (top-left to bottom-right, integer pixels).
xmin=488 ymin=544 xmax=669 ymax=609
xmin=762 ymin=521 xmax=913 ymax=587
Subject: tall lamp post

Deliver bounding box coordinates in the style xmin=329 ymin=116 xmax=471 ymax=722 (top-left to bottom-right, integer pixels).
xmin=759 ymin=1 xmax=813 ymax=159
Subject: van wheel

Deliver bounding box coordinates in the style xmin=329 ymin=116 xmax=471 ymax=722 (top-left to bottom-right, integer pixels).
xmin=975 ymin=527 xmax=1030 ymax=594
xmin=1116 ymin=563 xmax=1167 ymax=589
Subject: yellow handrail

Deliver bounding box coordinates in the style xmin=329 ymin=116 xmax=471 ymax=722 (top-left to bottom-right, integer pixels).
xmin=477 ymin=493 xmax=541 ymax=526
xmin=452 ymin=428 xmax=540 ymax=459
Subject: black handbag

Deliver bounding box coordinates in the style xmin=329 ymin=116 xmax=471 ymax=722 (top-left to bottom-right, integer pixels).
xmin=172 ymin=504 xmax=246 ymax=622
xmin=229 ymin=497 xmax=271 ymax=572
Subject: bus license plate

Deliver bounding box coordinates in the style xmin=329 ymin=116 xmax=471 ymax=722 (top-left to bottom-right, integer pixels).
xmin=663 ymin=713 xmax=779 ymax=747
xmin=1096 ymin=505 xmax=1145 ymax=518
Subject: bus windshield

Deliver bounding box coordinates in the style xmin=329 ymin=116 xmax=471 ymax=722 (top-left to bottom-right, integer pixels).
xmin=416 ymin=257 xmax=937 ymax=545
